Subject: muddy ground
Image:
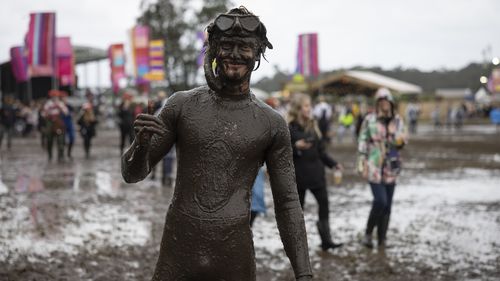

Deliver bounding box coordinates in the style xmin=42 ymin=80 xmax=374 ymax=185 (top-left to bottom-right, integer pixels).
xmin=0 ymin=124 xmax=499 ymax=281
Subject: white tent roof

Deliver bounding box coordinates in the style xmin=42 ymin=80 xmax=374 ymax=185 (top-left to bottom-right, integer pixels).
xmin=345 ymin=70 xmax=423 ymax=94
xmin=436 ymin=88 xmax=471 ymax=99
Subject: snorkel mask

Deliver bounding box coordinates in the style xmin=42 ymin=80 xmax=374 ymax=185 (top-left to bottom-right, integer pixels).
xmin=215 ymin=14 xmax=262 ymax=33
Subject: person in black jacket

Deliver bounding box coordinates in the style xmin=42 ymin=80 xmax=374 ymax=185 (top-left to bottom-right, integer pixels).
xmin=0 ymin=96 xmax=17 ymax=150
xmin=117 ymin=93 xmax=135 ymax=154
xmin=288 ymin=93 xmax=343 ymax=251
xmin=77 ymin=102 xmax=98 ymax=159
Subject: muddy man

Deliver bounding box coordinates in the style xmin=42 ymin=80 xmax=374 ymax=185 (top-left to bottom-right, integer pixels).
xmin=122 ymin=6 xmax=312 ymax=281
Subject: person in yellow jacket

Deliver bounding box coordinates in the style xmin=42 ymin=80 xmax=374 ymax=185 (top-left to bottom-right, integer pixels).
xmin=337 ymin=107 xmax=354 ymax=143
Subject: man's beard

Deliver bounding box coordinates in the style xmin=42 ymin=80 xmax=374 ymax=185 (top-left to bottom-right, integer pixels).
xmin=218 ymin=58 xmax=255 ymax=84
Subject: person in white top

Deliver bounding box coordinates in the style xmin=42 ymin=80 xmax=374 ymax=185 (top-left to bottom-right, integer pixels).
xmin=313 ymin=95 xmax=332 ymax=141
xmin=313 ymin=95 xmax=332 ymax=120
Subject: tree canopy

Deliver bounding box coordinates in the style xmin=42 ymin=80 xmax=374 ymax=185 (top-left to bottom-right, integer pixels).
xmin=137 ymin=0 xmax=233 ymax=92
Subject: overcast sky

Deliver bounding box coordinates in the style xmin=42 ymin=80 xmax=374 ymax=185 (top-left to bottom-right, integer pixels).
xmin=1 ymin=0 xmax=499 ymax=87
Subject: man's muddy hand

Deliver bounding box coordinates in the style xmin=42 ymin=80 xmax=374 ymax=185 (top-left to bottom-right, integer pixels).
xmin=134 ymin=114 xmax=166 ymax=147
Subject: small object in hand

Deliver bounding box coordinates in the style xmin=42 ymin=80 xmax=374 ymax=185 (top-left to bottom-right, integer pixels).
xmin=395 ymin=136 xmax=404 ymax=147
xmin=333 ymin=169 xmax=342 ymax=185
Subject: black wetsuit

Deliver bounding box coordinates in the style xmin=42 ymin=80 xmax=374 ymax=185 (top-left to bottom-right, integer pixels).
xmin=122 ymin=86 xmax=312 ymax=281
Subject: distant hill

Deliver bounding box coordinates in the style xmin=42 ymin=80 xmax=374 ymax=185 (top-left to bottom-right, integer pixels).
xmin=253 ymin=63 xmax=494 ymax=94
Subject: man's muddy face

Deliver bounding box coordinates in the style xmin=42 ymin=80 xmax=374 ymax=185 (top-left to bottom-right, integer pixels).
xmin=217 ymin=36 xmax=257 ymax=82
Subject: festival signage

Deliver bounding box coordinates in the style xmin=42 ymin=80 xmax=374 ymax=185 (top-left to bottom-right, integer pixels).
xmin=108 ymin=44 xmax=126 ymax=94
xmin=144 ymin=40 xmax=165 ymax=81
xmin=10 ymin=46 xmax=28 ymax=83
xmin=488 ymin=68 xmax=500 ymax=94
xmin=56 ymin=37 xmax=75 ymax=86
xmin=296 ymin=33 xmax=319 ymax=77
xmin=197 ymin=31 xmax=207 ymax=68
xmin=131 ymin=25 xmax=150 ymax=85
xmin=26 ymin=12 xmax=56 ymax=77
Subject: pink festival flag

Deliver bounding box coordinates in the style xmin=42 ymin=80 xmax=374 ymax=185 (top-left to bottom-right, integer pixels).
xmin=56 ymin=37 xmax=75 ymax=86
xmin=197 ymin=31 xmax=207 ymax=68
xmin=10 ymin=46 xmax=28 ymax=82
xmin=109 ymin=44 xmax=126 ymax=93
xmin=296 ymin=33 xmax=319 ymax=77
xmin=27 ymin=12 xmax=56 ymax=77
xmin=489 ymin=68 xmax=500 ymax=94
xmin=131 ymin=25 xmax=150 ymax=85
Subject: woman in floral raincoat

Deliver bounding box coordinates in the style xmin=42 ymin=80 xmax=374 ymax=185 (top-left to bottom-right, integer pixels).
xmin=357 ymin=88 xmax=408 ymax=248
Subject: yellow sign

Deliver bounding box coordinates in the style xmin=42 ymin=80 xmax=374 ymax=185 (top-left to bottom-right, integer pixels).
xmin=146 ymin=39 xmax=165 ymax=81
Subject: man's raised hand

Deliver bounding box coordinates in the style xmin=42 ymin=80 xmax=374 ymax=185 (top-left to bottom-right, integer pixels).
xmin=133 ymin=114 xmax=166 ymax=147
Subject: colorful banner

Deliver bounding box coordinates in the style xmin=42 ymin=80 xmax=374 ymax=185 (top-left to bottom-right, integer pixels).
xmin=109 ymin=44 xmax=126 ymax=94
xmin=27 ymin=12 xmax=56 ymax=77
xmin=144 ymin=40 xmax=165 ymax=81
xmin=56 ymin=37 xmax=75 ymax=86
xmin=488 ymin=68 xmax=500 ymax=94
xmin=296 ymin=33 xmax=319 ymax=77
xmin=10 ymin=46 xmax=28 ymax=82
xmin=197 ymin=31 xmax=207 ymax=68
xmin=131 ymin=25 xmax=150 ymax=85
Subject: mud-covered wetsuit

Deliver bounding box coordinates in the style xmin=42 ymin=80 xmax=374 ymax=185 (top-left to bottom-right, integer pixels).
xmin=122 ymin=86 xmax=312 ymax=281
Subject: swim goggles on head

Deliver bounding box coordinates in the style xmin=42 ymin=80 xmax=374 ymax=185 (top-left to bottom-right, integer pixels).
xmin=214 ymin=14 xmax=261 ymax=32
